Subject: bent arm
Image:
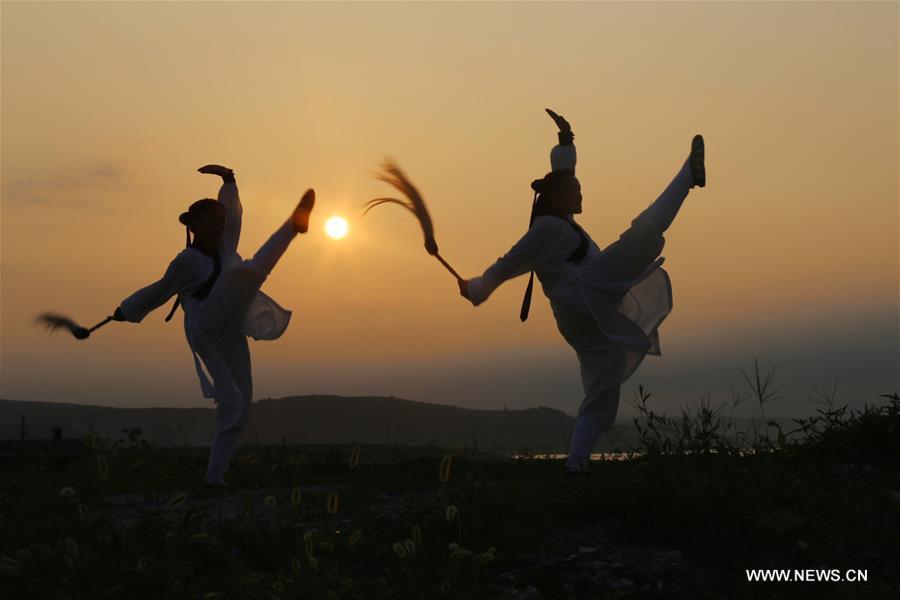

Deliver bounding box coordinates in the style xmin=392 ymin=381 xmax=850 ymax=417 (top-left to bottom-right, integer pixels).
xmin=118 ymin=253 xmax=203 ymax=322
xmin=550 ymin=144 xmax=577 ymax=173
xmin=218 ymin=180 xmax=242 ymax=255
xmin=546 ymin=107 xmax=577 ymax=173
xmin=466 ymin=217 xmax=562 ymax=306
xmin=199 ymin=165 xmax=242 ymax=254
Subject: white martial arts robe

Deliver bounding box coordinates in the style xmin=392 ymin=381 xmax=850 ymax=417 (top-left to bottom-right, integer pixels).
xmin=118 ymin=182 xmax=292 ymax=460
xmin=466 ymin=214 xmax=673 ymax=425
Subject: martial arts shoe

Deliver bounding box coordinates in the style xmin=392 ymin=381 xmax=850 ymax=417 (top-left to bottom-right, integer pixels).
xmin=292 ymin=188 xmax=316 ymax=233
xmin=566 ymin=466 xmax=592 ymax=478
xmin=565 ymin=456 xmax=593 ymax=475
xmin=199 ymin=479 xmax=229 ymax=497
xmin=689 ymin=134 xmax=705 ymax=188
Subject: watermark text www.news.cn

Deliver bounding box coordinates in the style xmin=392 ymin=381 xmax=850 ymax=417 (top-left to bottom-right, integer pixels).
xmin=746 ymin=569 xmax=868 ymax=583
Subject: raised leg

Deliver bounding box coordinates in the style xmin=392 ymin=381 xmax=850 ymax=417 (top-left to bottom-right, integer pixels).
xmin=248 ymin=189 xmax=316 ymax=275
xmin=249 ymin=221 xmax=296 ymax=276
xmin=635 ymin=160 xmax=693 ymax=233
xmin=634 ymin=136 xmax=704 ymax=233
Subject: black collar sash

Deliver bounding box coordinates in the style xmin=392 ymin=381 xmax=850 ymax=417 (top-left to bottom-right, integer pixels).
xmin=164 ymin=247 xmax=222 ymax=322
xmin=520 ymin=215 xmax=589 ymax=322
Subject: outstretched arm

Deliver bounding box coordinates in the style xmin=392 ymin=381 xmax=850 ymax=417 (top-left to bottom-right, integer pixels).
xmin=198 ymin=164 xmax=242 ymax=254
xmin=462 ymin=217 xmax=564 ymax=306
xmin=116 ymin=252 xmax=206 ymax=323
xmin=459 ymin=110 xmax=578 ymax=306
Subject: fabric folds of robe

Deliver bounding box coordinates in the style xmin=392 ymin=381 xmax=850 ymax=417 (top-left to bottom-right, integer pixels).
xmin=466 ymin=214 xmax=672 ymax=419
xmin=118 ymin=181 xmax=292 ymax=432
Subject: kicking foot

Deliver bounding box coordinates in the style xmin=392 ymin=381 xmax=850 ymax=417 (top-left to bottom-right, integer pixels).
xmin=292 ymin=188 xmax=316 ymax=233
xmin=689 ymin=134 xmax=705 ymax=188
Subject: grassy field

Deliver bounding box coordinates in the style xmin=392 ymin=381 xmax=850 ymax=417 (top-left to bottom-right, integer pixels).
xmin=1 ymin=391 xmax=898 ymax=599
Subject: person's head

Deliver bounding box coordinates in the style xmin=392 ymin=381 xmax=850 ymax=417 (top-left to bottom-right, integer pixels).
xmin=531 ymin=170 xmax=582 ymax=217
xmin=179 ymin=199 xmax=225 ymax=249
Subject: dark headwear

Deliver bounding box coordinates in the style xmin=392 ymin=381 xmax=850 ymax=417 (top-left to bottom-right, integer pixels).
xmin=164 ymin=198 xmax=221 ymax=322
xmin=528 ymin=171 xmax=577 ymax=222
xmin=519 ymin=121 xmax=581 ymax=320
xmin=519 ymin=171 xmax=588 ymax=322
xmin=179 ymin=198 xmax=220 ymax=247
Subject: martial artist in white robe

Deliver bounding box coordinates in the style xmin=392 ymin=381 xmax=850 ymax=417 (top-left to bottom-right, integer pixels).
xmin=465 ymin=138 xmax=702 ymax=471
xmin=118 ymin=178 xmax=297 ymax=483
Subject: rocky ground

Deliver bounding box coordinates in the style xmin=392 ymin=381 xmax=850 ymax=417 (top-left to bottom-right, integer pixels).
xmin=94 ymin=483 xmax=713 ymax=599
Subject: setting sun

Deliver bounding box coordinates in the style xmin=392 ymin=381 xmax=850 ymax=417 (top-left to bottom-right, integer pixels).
xmin=325 ymin=216 xmax=349 ymax=239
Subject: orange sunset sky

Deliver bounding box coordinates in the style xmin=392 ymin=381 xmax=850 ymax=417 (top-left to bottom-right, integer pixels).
xmin=1 ymin=2 xmax=897 ymax=418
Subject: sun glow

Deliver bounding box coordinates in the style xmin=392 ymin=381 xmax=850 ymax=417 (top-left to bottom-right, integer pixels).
xmin=325 ymin=216 xmax=349 ymax=239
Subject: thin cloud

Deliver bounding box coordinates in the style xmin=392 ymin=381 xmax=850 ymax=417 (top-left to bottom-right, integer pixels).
xmin=2 ymin=162 xmax=126 ymax=206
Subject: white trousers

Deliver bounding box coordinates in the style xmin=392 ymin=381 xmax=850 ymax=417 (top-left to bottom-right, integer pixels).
xmin=565 ymin=160 xmax=694 ymax=472
xmin=205 ymin=220 xmax=296 ymax=484
xmin=635 ymin=159 xmax=694 ymax=234
xmin=567 ymin=387 xmax=620 ymax=471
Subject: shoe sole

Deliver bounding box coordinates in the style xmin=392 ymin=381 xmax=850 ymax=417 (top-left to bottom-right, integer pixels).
xmin=294 ymin=189 xmax=316 ymax=233
xmin=690 ymin=134 xmax=705 ymax=188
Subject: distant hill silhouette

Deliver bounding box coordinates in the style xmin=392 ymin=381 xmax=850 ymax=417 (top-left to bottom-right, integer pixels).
xmin=0 ymin=396 xmax=796 ymax=452
xmin=251 ymin=395 xmax=575 ymax=451
xmin=0 ymin=396 xmax=578 ymax=452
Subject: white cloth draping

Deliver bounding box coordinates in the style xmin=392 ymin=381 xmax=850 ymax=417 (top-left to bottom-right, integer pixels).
xmin=118 ymin=182 xmax=293 ymax=434
xmin=467 ymin=213 xmax=673 ymax=419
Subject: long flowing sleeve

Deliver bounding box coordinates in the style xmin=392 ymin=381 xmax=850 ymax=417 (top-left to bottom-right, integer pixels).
xmin=218 ymin=181 xmax=242 ymax=257
xmin=118 ymin=251 xmax=209 ymax=323
xmin=467 ymin=217 xmax=571 ymax=306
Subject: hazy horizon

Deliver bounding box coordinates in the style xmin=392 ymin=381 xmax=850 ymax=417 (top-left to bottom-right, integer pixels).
xmin=2 ymin=2 xmax=897 ymax=420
